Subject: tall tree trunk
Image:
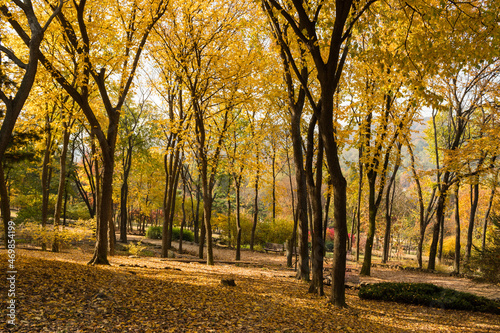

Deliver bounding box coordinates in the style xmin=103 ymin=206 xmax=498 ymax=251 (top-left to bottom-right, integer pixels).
xmin=250 ymin=154 xmax=259 ymax=251
xmin=271 ymin=148 xmax=276 ymax=221
xmin=179 ymin=167 xmax=187 ymax=254
xmin=194 ymin=176 xmax=201 ymax=243
xmin=482 ymin=186 xmax=496 ymax=251
xmin=360 ymin=173 xmax=377 ymax=276
xmin=235 ymin=174 xmax=242 ymax=261
xmin=119 ymin=144 xmax=133 ymax=243
xmin=382 ymin=146 xmax=401 ymax=263
xmin=465 ymin=181 xmax=480 ymax=263
xmin=356 ymin=143 xmax=364 ymax=262
xmin=88 ymin=155 xmax=113 ymax=265
xmin=453 ymin=184 xmax=461 ymax=273
xmin=227 ymin=177 xmax=232 ymax=248
xmin=52 ymin=123 xmax=71 ymax=252
xmin=202 ymin=195 xmax=214 ymax=265
xmin=318 ymin=93 xmax=348 ymax=307
xmin=162 ymin=151 xmax=181 ymax=257
xmin=109 ymin=200 xmax=115 ymax=256
xmin=438 ymin=212 xmax=444 ymax=263
xmin=482 ymin=159 xmax=497 ymax=251
xmin=198 ymin=215 xmax=205 ymax=259
xmin=290 ymin=98 xmax=309 ymax=281
xmin=307 ymin=124 xmax=324 ymax=296
xmin=428 ymin=194 xmax=446 ymax=270
xmin=41 ymin=114 xmax=53 ymax=251
xmin=324 ymin=189 xmax=331 ymax=245
xmin=286 ymin=148 xmax=297 ymax=268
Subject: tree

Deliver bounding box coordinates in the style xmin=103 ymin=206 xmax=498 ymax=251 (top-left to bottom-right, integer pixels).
xmin=262 ymin=0 xmax=376 ymax=307
xmin=0 ymin=0 xmax=62 ymax=247
xmin=34 ymin=0 xmax=168 ymax=264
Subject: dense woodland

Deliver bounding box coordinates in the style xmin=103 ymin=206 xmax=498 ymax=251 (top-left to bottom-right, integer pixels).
xmin=1 ymin=0 xmax=500 ymax=309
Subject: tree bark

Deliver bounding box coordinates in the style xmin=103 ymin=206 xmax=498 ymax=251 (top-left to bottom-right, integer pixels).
xmin=250 ymin=156 xmax=259 ymax=251
xmin=382 ymin=145 xmax=401 ymax=263
xmin=465 ymin=181 xmax=480 ymax=263
xmin=235 ymin=174 xmax=242 ymax=261
xmin=41 ymin=113 xmax=53 ymax=251
xmin=453 ymin=184 xmax=461 ymax=273
xmin=119 ymin=143 xmax=133 ymax=243
xmin=306 ymin=120 xmax=324 ymax=296
xmin=52 ymin=122 xmax=71 ymax=252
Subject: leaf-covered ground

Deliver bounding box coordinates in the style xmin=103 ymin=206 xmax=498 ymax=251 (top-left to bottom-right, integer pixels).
xmin=1 ymin=248 xmax=499 ymax=332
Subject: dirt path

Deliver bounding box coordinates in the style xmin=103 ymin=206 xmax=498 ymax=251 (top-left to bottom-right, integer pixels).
xmin=127 ymin=235 xmax=500 ymax=301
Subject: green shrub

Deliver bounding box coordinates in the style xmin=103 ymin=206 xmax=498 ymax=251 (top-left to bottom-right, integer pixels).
xmin=325 ymin=241 xmax=334 ymax=252
xmin=145 ymin=226 xmax=194 ymax=242
xmin=146 ymin=226 xmax=162 ymax=239
xmin=359 ymin=282 xmax=500 ymax=314
xmin=171 ymin=227 xmax=194 ymax=242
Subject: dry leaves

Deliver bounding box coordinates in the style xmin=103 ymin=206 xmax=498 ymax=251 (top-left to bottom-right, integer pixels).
xmin=0 ymin=248 xmax=499 ymax=332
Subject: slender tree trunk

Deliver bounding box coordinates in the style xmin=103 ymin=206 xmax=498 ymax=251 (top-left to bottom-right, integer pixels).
xmin=120 ymin=180 xmax=129 ymax=243
xmin=109 ymin=200 xmax=115 ymax=256
xmin=465 ymin=181 xmax=480 ymax=263
xmin=307 ymin=129 xmax=324 ymax=296
xmin=41 ymin=114 xmax=53 ymax=251
xmin=52 ymin=124 xmax=71 ymax=252
xmin=272 ymin=149 xmax=276 ymax=221
xmin=203 ymin=195 xmax=214 ymax=265
xmin=453 ymin=184 xmax=461 ymax=273
xmin=482 ymin=186 xmax=495 ymax=251
xmin=356 ymin=146 xmax=363 ymax=262
xmin=119 ymin=144 xmax=133 ymax=243
xmin=324 ymin=190 xmax=331 ymax=245
xmin=291 ymin=109 xmax=309 ymax=281
xmin=251 ymin=154 xmax=259 ymax=251
xmin=235 ymin=175 xmax=242 ymax=261
xmin=198 ymin=215 xmax=205 ymax=259
xmin=227 ymin=177 xmax=232 ymax=248
xmin=360 ymin=173 xmax=377 ymax=276
xmin=179 ymin=167 xmax=187 ymax=254
xmin=382 ymin=149 xmax=401 ymax=263
xmin=438 ymin=212 xmax=444 ymax=263
xmin=428 ymin=194 xmax=446 ymax=270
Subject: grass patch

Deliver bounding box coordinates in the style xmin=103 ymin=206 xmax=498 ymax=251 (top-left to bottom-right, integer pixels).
xmin=359 ymin=282 xmax=500 ymax=314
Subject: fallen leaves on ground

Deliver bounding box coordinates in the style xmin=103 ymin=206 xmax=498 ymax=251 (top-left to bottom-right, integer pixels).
xmin=1 ymin=249 xmax=499 ymax=332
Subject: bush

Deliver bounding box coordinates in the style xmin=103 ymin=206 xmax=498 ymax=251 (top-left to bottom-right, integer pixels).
xmin=359 ymin=282 xmax=500 ymax=314
xmin=145 ymin=226 xmax=194 ymax=242
xmin=171 ymin=227 xmax=194 ymax=242
xmin=325 ymin=241 xmax=334 ymax=252
xmin=146 ymin=226 xmax=162 ymax=239
xmin=468 ymin=215 xmax=500 ymax=283
xmin=126 ymin=241 xmax=147 ymax=256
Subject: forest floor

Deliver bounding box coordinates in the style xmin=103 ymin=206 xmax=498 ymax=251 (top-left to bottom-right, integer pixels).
xmin=0 ymin=237 xmax=499 ymax=332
